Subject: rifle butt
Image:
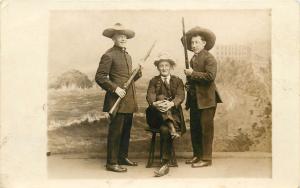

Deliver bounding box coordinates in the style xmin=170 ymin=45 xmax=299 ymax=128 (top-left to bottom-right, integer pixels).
xmin=108 ymin=97 xmax=122 ymax=116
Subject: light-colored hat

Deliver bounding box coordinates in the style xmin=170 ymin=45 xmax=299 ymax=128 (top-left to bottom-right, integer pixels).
xmin=153 ymin=53 xmax=176 ymax=67
xmin=102 ymin=23 xmax=135 ymax=39
xmin=181 ymin=26 xmax=216 ymax=51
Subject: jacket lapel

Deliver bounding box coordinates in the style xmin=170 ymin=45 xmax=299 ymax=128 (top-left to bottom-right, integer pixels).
xmin=190 ymin=55 xmax=196 ymax=68
xmin=170 ymin=76 xmax=176 ymax=97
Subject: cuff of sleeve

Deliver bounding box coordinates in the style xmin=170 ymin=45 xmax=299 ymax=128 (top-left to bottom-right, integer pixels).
xmin=190 ymin=71 xmax=198 ymax=79
xmin=171 ymin=100 xmax=178 ymax=108
xmin=148 ymin=101 xmax=155 ymax=106
xmin=111 ymin=84 xmax=118 ymax=93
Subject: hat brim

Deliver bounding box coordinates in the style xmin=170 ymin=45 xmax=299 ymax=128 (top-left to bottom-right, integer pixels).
xmin=181 ymin=27 xmax=216 ymax=51
xmin=154 ymin=59 xmax=176 ymax=67
xmin=103 ymin=28 xmax=135 ymax=39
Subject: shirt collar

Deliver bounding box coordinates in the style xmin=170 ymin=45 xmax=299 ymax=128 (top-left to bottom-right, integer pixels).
xmin=194 ymin=49 xmax=205 ymax=56
xmin=113 ymin=45 xmax=127 ymax=53
xmin=160 ymin=74 xmax=171 ymax=83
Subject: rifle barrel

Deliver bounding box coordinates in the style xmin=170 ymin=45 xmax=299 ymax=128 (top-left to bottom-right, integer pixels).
xmin=182 ymin=17 xmax=189 ymax=69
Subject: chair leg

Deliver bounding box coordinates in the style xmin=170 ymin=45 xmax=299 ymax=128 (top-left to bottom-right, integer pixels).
xmin=146 ymin=133 xmax=156 ymax=168
xmin=150 ymin=133 xmax=156 ymax=166
xmin=159 ymin=136 xmax=163 ymax=164
xmin=170 ymin=141 xmax=178 ymax=167
xmin=151 ymin=133 xmax=157 ymax=166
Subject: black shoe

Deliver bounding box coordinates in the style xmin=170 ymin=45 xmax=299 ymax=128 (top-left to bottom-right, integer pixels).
xmin=118 ymin=158 xmax=138 ymax=166
xmin=185 ymin=157 xmax=200 ymax=164
xmin=154 ymin=164 xmax=170 ymax=177
xmin=106 ymin=164 xmax=127 ymax=172
xmin=191 ymin=160 xmax=212 ymax=168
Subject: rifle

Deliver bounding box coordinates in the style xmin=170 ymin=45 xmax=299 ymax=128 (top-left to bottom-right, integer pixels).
xmin=182 ymin=17 xmax=191 ymax=110
xmin=182 ymin=17 xmax=189 ymax=69
xmin=108 ymin=41 xmax=156 ymax=118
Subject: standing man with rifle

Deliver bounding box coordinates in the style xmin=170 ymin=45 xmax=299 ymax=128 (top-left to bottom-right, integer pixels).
xmin=95 ymin=23 xmax=143 ymax=173
xmin=181 ymin=19 xmax=222 ymax=168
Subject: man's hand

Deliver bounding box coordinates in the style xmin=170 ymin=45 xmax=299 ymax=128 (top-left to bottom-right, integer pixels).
xmin=138 ymin=63 xmax=143 ymax=70
xmin=153 ymin=100 xmax=174 ymax=112
xmin=184 ymin=68 xmax=193 ymax=76
xmin=152 ymin=100 xmax=166 ymax=110
xmin=115 ymin=87 xmax=126 ymax=98
xmin=162 ymin=101 xmax=175 ymax=112
xmin=185 ymin=82 xmax=190 ymax=91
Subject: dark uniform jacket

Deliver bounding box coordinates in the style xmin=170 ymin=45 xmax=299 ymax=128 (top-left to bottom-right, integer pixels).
xmin=95 ymin=45 xmax=142 ymax=113
xmin=146 ymin=75 xmax=186 ymax=134
xmin=186 ymin=49 xmax=222 ymax=109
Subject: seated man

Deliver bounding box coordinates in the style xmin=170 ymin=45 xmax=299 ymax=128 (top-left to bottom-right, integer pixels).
xmin=146 ymin=53 xmax=186 ymax=177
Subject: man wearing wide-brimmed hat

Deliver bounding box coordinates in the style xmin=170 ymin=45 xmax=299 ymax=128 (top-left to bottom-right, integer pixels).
xmin=182 ymin=26 xmax=222 ymax=168
xmin=146 ymin=53 xmax=186 ymax=177
xmin=95 ymin=23 xmax=142 ymax=172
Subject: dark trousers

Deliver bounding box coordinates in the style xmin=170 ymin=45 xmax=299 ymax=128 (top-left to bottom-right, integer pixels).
xmin=159 ymin=123 xmax=172 ymax=162
xmin=190 ymin=102 xmax=217 ymax=161
xmin=107 ymin=113 xmax=133 ymax=165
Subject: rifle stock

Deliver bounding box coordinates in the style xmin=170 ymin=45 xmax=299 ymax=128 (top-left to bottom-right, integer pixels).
xmin=109 ymin=97 xmax=121 ymax=118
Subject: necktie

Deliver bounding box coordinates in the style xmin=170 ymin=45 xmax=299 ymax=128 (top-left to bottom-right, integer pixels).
xmin=163 ymin=77 xmax=171 ymax=92
xmin=163 ymin=77 xmax=168 ymax=85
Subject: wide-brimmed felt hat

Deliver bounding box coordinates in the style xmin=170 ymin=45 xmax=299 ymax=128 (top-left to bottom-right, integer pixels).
xmin=103 ymin=23 xmax=135 ymax=39
xmin=154 ymin=53 xmax=176 ymax=67
xmin=181 ymin=26 xmax=216 ymax=51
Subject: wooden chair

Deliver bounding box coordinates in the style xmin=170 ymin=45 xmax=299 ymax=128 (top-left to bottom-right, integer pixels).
xmin=145 ymin=127 xmax=178 ymax=168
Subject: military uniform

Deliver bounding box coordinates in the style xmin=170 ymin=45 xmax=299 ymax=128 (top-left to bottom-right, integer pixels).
xmin=95 ymin=45 xmax=142 ymax=165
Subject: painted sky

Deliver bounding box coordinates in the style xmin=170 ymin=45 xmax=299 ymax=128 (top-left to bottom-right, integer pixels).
xmin=49 ymin=10 xmax=271 ymax=78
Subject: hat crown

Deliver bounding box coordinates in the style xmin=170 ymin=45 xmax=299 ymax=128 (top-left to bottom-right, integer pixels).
xmin=112 ymin=23 xmax=126 ymax=30
xmin=153 ymin=52 xmax=176 ymax=67
xmin=155 ymin=52 xmax=172 ymax=61
xmin=103 ymin=23 xmax=135 ymax=39
xmin=181 ymin=26 xmax=216 ymax=51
